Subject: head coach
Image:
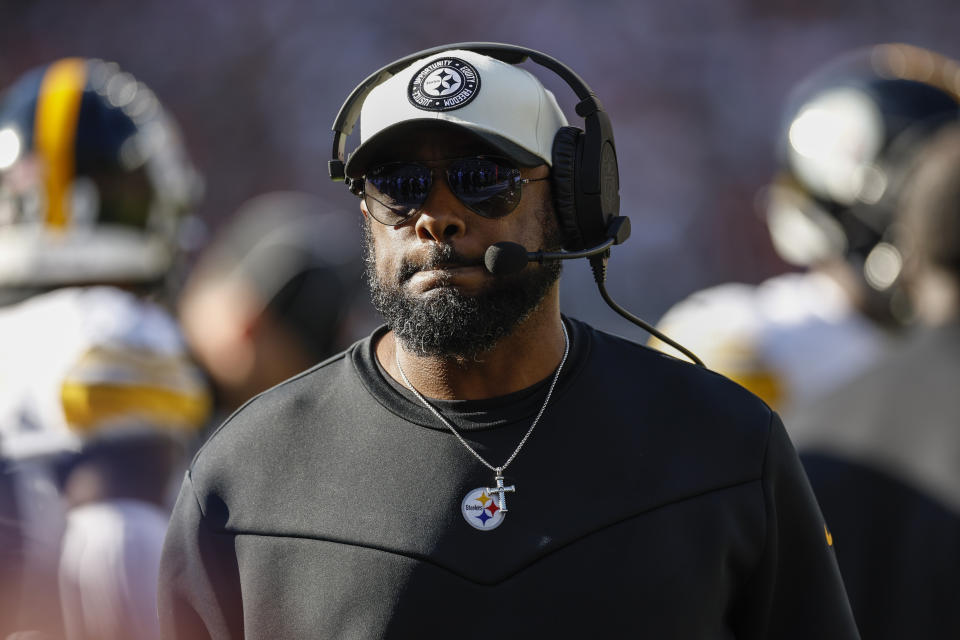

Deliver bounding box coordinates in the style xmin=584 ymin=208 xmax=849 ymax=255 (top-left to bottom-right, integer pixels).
xmin=158 ymin=43 xmax=859 ymax=639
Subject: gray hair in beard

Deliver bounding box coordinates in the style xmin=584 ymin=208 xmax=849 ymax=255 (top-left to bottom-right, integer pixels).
xmin=362 ymin=203 xmax=563 ymax=359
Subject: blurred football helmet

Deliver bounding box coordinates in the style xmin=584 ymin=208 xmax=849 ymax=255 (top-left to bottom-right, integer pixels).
xmin=766 ymin=44 xmax=960 ymax=294
xmin=0 ymin=58 xmax=200 ymax=294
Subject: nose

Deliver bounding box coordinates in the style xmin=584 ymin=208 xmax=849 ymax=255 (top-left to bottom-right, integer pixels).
xmin=414 ymin=172 xmax=467 ymax=243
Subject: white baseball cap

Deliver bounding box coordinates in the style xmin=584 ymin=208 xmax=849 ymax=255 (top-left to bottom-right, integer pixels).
xmin=344 ymin=49 xmax=568 ymax=178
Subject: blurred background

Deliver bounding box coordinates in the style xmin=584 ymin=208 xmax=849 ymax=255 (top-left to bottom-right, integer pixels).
xmin=4 ymin=0 xmax=959 ymax=340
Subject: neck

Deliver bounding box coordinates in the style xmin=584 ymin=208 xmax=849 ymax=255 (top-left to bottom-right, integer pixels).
xmin=377 ymin=290 xmax=565 ymax=400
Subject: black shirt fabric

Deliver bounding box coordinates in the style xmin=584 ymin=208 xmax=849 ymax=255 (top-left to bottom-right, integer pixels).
xmin=789 ymin=323 xmax=960 ymax=639
xmin=159 ymin=318 xmax=859 ymax=639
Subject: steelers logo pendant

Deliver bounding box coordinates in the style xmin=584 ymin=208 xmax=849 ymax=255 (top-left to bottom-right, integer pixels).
xmin=461 ymin=487 xmax=506 ymax=531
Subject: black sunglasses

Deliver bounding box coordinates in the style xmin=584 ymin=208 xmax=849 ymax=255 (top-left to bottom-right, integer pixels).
xmin=358 ymin=156 xmax=548 ymax=226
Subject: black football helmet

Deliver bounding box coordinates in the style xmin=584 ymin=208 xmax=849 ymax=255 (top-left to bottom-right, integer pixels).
xmin=0 ymin=58 xmax=201 ymax=296
xmin=766 ymin=43 xmax=960 ymax=296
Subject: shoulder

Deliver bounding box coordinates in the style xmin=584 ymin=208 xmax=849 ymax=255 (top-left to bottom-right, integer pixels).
xmin=755 ymin=271 xmax=849 ymax=318
xmin=578 ymin=319 xmax=775 ymax=434
xmin=0 ymin=285 xmax=185 ymax=355
xmin=654 ymin=282 xmax=763 ymax=339
xmin=648 ymin=282 xmax=768 ymax=376
xmin=0 ymin=286 xmax=200 ymax=457
xmin=191 ymin=343 xmax=360 ymax=477
xmin=570 ymin=319 xmax=780 ymax=497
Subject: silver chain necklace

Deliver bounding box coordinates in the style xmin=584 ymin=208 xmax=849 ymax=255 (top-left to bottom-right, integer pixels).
xmin=395 ymin=321 xmax=570 ymax=529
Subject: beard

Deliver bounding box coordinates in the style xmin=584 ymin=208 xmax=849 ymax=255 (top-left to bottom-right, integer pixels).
xmin=363 ymin=206 xmax=563 ymax=359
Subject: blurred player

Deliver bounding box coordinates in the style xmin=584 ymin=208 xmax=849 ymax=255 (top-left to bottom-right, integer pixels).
xmin=0 ymin=58 xmax=210 ymax=639
xmin=651 ymin=43 xmax=960 ymax=412
xmin=789 ymin=122 xmax=960 ymax=639
xmin=178 ymin=191 xmax=367 ymax=418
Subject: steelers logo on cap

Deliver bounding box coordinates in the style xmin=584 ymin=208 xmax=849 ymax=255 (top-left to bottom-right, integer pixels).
xmin=461 ymin=487 xmax=506 ymax=530
xmin=408 ymin=57 xmax=480 ymax=112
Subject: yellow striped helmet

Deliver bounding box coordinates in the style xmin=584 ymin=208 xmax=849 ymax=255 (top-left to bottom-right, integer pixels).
xmin=0 ymin=58 xmax=200 ymax=292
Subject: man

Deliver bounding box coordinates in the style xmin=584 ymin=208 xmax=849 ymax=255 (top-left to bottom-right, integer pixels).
xmin=178 ymin=191 xmax=367 ymax=418
xmin=159 ymin=44 xmax=858 ymax=638
xmin=651 ymin=44 xmax=960 ymax=413
xmin=0 ymin=58 xmax=211 ymax=639
xmin=789 ymin=124 xmax=960 ymax=639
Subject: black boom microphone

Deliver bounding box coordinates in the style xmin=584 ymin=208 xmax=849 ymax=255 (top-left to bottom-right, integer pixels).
xmin=484 ymin=215 xmax=631 ymax=275
xmin=484 ymin=239 xmax=616 ymax=275
xmin=483 ymin=216 xmax=705 ymax=367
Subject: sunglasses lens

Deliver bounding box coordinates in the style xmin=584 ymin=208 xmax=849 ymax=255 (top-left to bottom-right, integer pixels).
xmin=364 ymin=163 xmax=432 ymax=224
xmin=362 ymin=157 xmax=528 ymax=224
xmin=447 ymin=157 xmax=523 ymax=218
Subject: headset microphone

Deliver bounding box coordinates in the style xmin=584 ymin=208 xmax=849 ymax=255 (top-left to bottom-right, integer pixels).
xmin=484 ymin=216 xmax=630 ymax=276
xmin=484 ymin=216 xmax=705 ymax=367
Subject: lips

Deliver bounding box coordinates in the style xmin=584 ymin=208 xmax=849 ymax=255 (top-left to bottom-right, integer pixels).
xmin=400 ymin=255 xmax=482 ymax=280
xmin=406 ymin=264 xmax=487 ymax=291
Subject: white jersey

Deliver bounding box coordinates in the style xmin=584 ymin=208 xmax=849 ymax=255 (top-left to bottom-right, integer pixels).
xmin=0 ymin=286 xmax=209 ymax=459
xmin=59 ymin=500 xmax=170 ymax=640
xmin=651 ymin=271 xmax=890 ymax=412
xmin=0 ymin=286 xmax=209 ymax=637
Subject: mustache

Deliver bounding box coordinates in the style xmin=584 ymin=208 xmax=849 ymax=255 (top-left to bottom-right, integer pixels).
xmin=398 ymin=245 xmax=484 ymax=283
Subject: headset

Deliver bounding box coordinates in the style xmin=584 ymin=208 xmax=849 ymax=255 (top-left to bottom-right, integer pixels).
xmin=329 ymin=41 xmax=620 ymax=253
xmin=328 ymin=42 xmax=703 ymax=366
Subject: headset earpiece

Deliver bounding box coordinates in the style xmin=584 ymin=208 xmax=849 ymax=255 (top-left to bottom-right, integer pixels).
xmin=551 ymin=126 xmax=585 ymax=250
xmin=551 ymin=110 xmax=620 ymax=251
xmin=573 ymin=102 xmax=620 ymax=251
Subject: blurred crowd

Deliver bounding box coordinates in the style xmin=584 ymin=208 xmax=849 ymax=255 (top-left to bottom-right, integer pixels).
xmin=1 ymin=14 xmax=960 ymax=640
